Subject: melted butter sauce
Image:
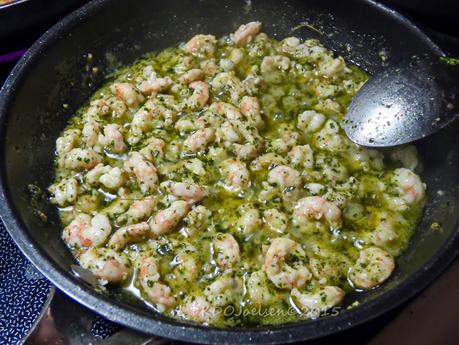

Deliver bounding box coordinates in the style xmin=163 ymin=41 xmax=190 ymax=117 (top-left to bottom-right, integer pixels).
xmin=53 ymin=30 xmax=425 ymax=327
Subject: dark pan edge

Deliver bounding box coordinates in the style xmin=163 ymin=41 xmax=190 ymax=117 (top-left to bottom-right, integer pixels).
xmin=0 ymin=0 xmax=457 ymax=343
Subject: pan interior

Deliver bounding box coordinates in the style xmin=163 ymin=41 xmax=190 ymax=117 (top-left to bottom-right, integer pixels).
xmin=1 ymin=0 xmax=458 ymax=342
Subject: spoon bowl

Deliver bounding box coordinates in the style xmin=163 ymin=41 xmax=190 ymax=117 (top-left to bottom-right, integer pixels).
xmin=344 ymin=55 xmax=459 ymax=147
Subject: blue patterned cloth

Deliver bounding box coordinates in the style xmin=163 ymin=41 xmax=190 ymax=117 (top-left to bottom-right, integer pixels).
xmin=0 ymin=219 xmax=53 ymax=345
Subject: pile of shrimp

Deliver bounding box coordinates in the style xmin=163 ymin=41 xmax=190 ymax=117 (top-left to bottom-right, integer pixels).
xmin=49 ymin=22 xmax=426 ymax=326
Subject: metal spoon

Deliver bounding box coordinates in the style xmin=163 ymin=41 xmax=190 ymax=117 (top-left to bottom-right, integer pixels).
xmin=344 ymin=55 xmax=459 ymax=147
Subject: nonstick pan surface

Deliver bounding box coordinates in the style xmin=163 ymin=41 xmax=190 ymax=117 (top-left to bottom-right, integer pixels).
xmin=1 ymin=0 xmax=459 ymax=343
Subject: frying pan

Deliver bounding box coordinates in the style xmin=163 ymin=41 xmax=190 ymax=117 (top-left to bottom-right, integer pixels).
xmin=1 ymin=0 xmax=459 ymax=343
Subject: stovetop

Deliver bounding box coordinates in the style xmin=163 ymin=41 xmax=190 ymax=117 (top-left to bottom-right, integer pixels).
xmin=1 ymin=2 xmax=458 ymax=345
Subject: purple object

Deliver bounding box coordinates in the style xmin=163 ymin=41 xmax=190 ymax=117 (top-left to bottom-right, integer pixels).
xmin=0 ymin=49 xmax=26 ymax=64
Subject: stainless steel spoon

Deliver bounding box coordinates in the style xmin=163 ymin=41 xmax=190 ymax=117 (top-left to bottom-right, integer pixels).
xmin=344 ymin=55 xmax=459 ymax=147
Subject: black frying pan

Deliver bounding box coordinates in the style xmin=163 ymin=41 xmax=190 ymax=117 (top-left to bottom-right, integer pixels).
xmin=1 ymin=0 xmax=459 ymax=344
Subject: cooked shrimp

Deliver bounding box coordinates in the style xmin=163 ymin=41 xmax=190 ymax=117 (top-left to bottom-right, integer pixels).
xmin=220 ymin=50 xmax=243 ymax=71
xmin=237 ymin=206 xmax=262 ymax=235
xmin=346 ymin=145 xmax=384 ymax=172
xmin=270 ymin=125 xmax=300 ymax=154
xmin=86 ymin=163 xmax=109 ymax=186
xmin=260 ymin=55 xmax=290 ymax=74
xmin=263 ymin=237 xmax=311 ymax=289
xmin=251 ymin=153 xmax=287 ymax=171
xmin=148 ymin=200 xmax=190 ymax=236
xmin=263 ymin=208 xmax=288 ymax=233
xmin=200 ymin=59 xmax=218 ymax=76
xmin=173 ymin=56 xmax=194 ymax=75
xmin=205 ymin=276 xmax=243 ymax=307
xmin=82 ymin=118 xmax=100 ymax=147
xmin=315 ymin=98 xmax=341 ymax=114
xmin=370 ymin=215 xmax=398 ymax=247
xmin=319 ymin=56 xmax=345 ymax=78
xmin=56 ymin=129 xmax=80 ymax=156
xmin=313 ymin=120 xmax=344 ymax=153
xmin=124 ymin=196 xmax=157 ymax=224
xmin=221 ymin=159 xmax=251 ymax=191
xmin=86 ymin=97 xmax=127 ymax=118
xmin=99 ymin=166 xmax=125 ymax=189
xmin=49 ymin=177 xmax=78 ymax=206
xmin=267 ymin=165 xmax=301 ymax=191
xmin=240 ymin=96 xmax=263 ymax=129
xmin=392 ymin=168 xmax=425 ymax=205
xmin=231 ymin=118 xmax=263 ymax=149
xmin=175 ymin=115 xmax=204 ymax=133
xmin=291 ymin=286 xmax=344 ymax=317
xmin=138 ymin=256 xmax=176 ymax=311
xmin=290 ymin=39 xmax=330 ymax=63
xmin=279 ymin=37 xmax=301 ymax=54
xmin=173 ymin=249 xmax=199 ymax=283
xmin=139 ymin=137 xmax=166 ymax=162
xmin=144 ymin=99 xmax=177 ymax=127
xmin=183 ymin=128 xmax=215 ymax=153
xmin=390 ymin=145 xmax=419 ymax=171
xmin=86 ymin=99 xmax=111 ymax=117
xmin=247 ymin=271 xmax=276 ymax=305
xmin=232 ymin=143 xmax=257 ymax=160
xmin=219 ymin=59 xmax=234 ymax=72
xmin=129 ymin=109 xmax=152 ymax=145
xmin=108 ymin=222 xmax=151 ymax=250
xmin=288 ymin=145 xmax=314 ymax=169
xmin=138 ymin=76 xmax=173 ymax=95
xmin=63 ymin=213 xmax=111 ymax=249
xmin=232 ymin=21 xmax=262 ymax=46
xmin=79 ymin=247 xmax=130 ymax=285
xmin=182 ymin=34 xmax=217 ymax=57
xmin=297 ymin=110 xmax=325 ymax=133
xmin=124 ymin=152 xmax=158 ymax=194
xmin=86 ymin=164 xmax=125 ymax=189
xmin=184 ymin=158 xmax=206 ymax=176
xmin=106 ymin=97 xmax=128 ymax=117
xmin=315 ymin=154 xmax=349 ymax=184
xmin=305 ymin=183 xmax=325 ymax=195
xmin=137 ymin=68 xmax=173 ymax=94
xmin=98 ymin=124 xmax=127 ymax=153
xmin=160 ymin=181 xmax=205 ymax=204
xmin=210 ymin=72 xmax=245 ymax=104
xmin=175 ymin=112 xmax=214 ymax=132
xmin=179 ymin=68 xmax=204 ymax=84
xmin=212 ymin=233 xmax=240 ymax=270
xmin=348 ymin=247 xmax=395 ymax=289
xmin=216 ymin=121 xmax=241 ymax=145
xmin=229 ymin=48 xmax=244 ymax=65
xmin=64 ymin=148 xmax=102 ymax=171
xmin=183 ymin=205 xmax=211 ymax=235
xmin=187 ymin=81 xmax=210 ymax=109
xmin=210 ymin=102 xmax=243 ymax=121
xmin=181 ymin=296 xmax=221 ymax=324
xmin=293 ymin=196 xmax=342 ymax=229
xmin=110 ymin=82 xmax=144 ymax=108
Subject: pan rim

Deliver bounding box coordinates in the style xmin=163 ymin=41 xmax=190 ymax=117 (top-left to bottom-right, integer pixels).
xmin=0 ymin=0 xmax=456 ymax=343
